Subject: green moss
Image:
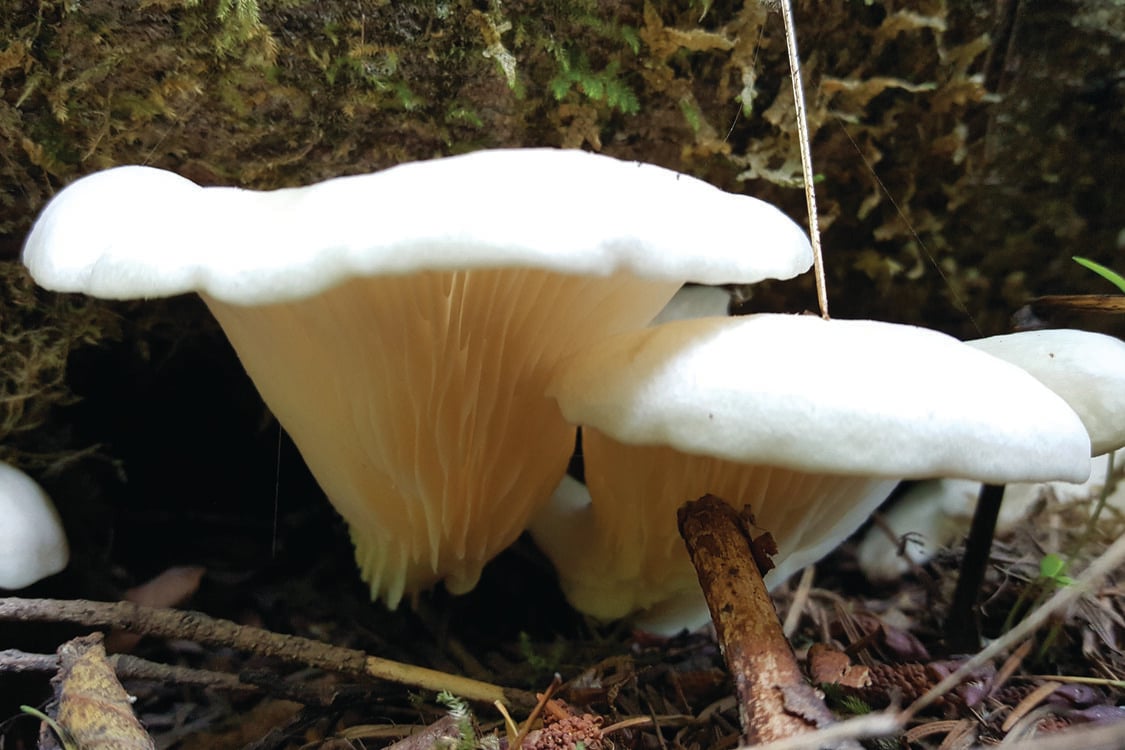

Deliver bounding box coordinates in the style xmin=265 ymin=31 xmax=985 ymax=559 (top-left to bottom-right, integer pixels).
xmin=678 ymin=96 xmax=703 ymax=133
xmin=548 ymin=50 xmax=639 ymax=114
xmin=0 ymin=0 xmax=1122 ymax=349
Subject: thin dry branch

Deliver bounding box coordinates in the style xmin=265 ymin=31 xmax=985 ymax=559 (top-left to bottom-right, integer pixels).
xmin=0 ymin=648 xmax=339 ymax=706
xmin=0 ymin=598 xmax=535 ymax=709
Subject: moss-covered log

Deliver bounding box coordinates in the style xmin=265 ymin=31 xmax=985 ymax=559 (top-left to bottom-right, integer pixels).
xmin=1 ymin=0 xmax=1122 ymax=460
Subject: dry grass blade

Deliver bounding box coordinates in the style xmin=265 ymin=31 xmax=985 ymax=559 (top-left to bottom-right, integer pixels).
xmin=775 ymin=0 xmax=828 ymax=319
xmin=1000 ymin=681 xmax=1061 ymax=732
xmin=782 ymin=565 xmax=815 ymax=638
xmin=730 ymin=712 xmax=902 ymax=750
xmin=979 ymin=719 xmax=1125 ymax=750
xmin=989 ymin=639 xmax=1033 ymax=699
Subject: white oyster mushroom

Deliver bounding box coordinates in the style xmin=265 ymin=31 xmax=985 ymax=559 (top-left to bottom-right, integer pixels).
xmin=0 ymin=461 xmax=69 ymax=589
xmin=22 ymin=148 xmax=812 ymax=607
xmin=533 ymin=314 xmax=1091 ymax=634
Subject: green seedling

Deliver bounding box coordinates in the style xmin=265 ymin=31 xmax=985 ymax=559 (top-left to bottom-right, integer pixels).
xmin=1037 ymin=553 xmax=1075 ymax=589
xmin=1002 ymin=552 xmax=1075 ymax=638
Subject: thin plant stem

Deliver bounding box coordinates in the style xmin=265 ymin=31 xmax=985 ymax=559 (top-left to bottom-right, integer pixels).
xmin=776 ymin=0 xmax=828 ymax=319
xmin=1074 ymin=450 xmax=1117 ymax=555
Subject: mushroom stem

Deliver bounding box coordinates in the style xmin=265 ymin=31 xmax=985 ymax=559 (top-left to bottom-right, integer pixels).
xmin=776 ymin=0 xmax=828 ymax=319
xmin=945 ymin=482 xmax=1006 ymax=652
xmin=677 ymin=495 xmax=842 ymax=745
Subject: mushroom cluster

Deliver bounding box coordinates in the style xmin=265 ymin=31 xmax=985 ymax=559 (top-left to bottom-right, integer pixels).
xmin=22 ymin=148 xmax=811 ymax=606
xmin=23 ymin=148 xmax=1098 ymax=629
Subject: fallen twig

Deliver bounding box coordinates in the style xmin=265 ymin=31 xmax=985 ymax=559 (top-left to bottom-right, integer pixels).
xmin=0 ymin=598 xmax=535 ymax=709
xmin=3 ymin=648 xmax=254 ymax=694
xmin=8 ymin=651 xmax=362 ymax=709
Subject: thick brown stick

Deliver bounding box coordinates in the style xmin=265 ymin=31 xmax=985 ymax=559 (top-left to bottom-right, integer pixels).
xmin=0 ymin=598 xmax=533 ymax=709
xmin=677 ymin=495 xmax=849 ymax=747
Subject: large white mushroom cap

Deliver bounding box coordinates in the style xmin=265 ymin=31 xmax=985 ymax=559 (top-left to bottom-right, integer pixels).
xmin=967 ymin=329 xmax=1125 ymax=456
xmin=533 ymin=315 xmax=1092 ymax=632
xmin=24 ymin=148 xmax=812 ymax=304
xmin=0 ymin=461 xmax=69 ymax=589
xmin=23 ymin=149 xmax=813 ymax=606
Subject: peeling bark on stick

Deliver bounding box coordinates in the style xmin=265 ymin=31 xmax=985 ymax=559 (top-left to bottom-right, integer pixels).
xmin=677 ymin=495 xmax=854 ymax=748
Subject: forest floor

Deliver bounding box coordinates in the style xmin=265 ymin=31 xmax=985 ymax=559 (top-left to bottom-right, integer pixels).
xmin=4 ymin=475 xmax=1125 ymax=750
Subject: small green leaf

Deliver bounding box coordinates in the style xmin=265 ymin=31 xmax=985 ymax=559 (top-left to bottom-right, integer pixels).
xmin=548 ymin=76 xmax=573 ymax=100
xmin=620 ymin=26 xmax=640 ymax=55
xmin=1073 ymin=256 xmax=1125 ymax=294
xmin=1039 ymin=553 xmax=1068 ymax=581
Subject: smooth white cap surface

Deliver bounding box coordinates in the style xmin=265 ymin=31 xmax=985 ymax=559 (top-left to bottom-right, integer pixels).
xmin=549 ymin=314 xmax=1092 ymax=484
xmin=968 ymin=329 xmax=1125 ymax=456
xmin=0 ymin=461 xmax=69 ymax=588
xmin=23 ymin=149 xmax=813 ymax=305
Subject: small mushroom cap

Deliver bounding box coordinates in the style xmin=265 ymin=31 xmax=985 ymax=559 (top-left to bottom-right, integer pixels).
xmin=0 ymin=461 xmax=69 ymax=589
xmin=967 ymin=329 xmax=1125 ymax=456
xmin=549 ymin=315 xmax=1092 ymax=484
xmin=23 ymin=149 xmax=812 ymax=305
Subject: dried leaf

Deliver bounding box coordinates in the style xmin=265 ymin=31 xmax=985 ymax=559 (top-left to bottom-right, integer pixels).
xmin=807 ymin=644 xmax=871 ymax=689
xmin=48 ymin=633 xmax=156 ymax=750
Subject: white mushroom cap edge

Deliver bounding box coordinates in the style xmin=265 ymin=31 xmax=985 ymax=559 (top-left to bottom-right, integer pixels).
xmin=967 ymin=328 xmax=1125 ymax=456
xmin=23 ymin=148 xmax=813 ymax=305
xmin=549 ymin=315 xmax=1091 ymax=483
